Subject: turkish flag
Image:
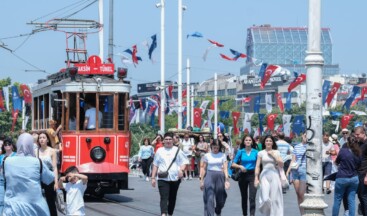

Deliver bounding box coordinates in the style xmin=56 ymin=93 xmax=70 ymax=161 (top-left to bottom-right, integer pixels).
xmin=351 ymin=97 xmax=362 ymax=107
xmin=341 ymin=114 xmax=354 ymax=129
xmin=288 ymin=74 xmax=306 ymax=92
xmin=232 ymin=112 xmax=241 ymax=135
xmin=242 ymin=96 xmax=251 ymax=103
xmin=182 ymin=89 xmax=187 ymax=98
xmin=361 ymin=87 xmax=367 ymax=100
xmin=325 ymin=82 xmax=341 ymax=106
xmin=0 ymin=89 xmax=4 ymax=111
xmin=275 ymin=93 xmax=284 ymax=113
xmin=260 ymin=65 xmax=279 ymax=89
xmin=193 ymin=108 xmax=202 ymax=127
xmin=11 ymin=109 xmax=19 ymax=132
xmin=210 ymin=99 xmax=219 ymax=110
xmin=267 ymin=114 xmax=278 ymax=131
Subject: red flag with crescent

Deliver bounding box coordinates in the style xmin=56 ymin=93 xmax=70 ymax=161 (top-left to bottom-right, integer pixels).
xmin=210 ymin=99 xmax=219 ymax=110
xmin=325 ymin=82 xmax=341 ymax=106
xmin=267 ymin=114 xmax=278 ymax=131
xmin=341 ymin=114 xmax=354 ymax=129
xmin=20 ymin=84 xmax=32 ymax=104
xmin=275 ymin=93 xmax=284 ymax=113
xmin=0 ymin=89 xmax=4 ymax=111
xmin=361 ymin=87 xmax=367 ymax=100
xmin=260 ymin=65 xmax=280 ymax=89
xmin=11 ymin=109 xmax=19 ymax=132
xmin=242 ymin=96 xmax=251 ymax=103
xmin=288 ymin=74 xmax=306 ymax=92
xmin=182 ymin=89 xmax=187 ymax=98
xmin=193 ymin=108 xmax=202 ymax=127
xmin=232 ymin=111 xmax=241 ymax=135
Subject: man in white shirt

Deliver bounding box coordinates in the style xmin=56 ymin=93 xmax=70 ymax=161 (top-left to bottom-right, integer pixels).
xmin=321 ymin=132 xmax=335 ymax=194
xmin=83 ymin=101 xmax=103 ymax=130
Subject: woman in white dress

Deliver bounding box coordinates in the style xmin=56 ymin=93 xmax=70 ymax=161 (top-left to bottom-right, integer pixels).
xmin=254 ymin=135 xmax=284 ymax=216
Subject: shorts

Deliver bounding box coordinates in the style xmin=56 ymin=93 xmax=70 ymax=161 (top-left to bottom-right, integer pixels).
xmin=322 ymin=162 xmax=332 ymax=176
xmin=292 ymin=166 xmax=306 ymax=181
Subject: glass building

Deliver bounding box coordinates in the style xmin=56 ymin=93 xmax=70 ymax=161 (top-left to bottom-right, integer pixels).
xmin=241 ymin=25 xmax=339 ymax=76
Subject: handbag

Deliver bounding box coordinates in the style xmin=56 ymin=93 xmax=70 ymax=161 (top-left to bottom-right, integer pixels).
xmin=278 ymin=167 xmax=289 ymax=189
xmin=157 ymin=149 xmax=180 ymax=178
xmin=290 ymin=151 xmax=306 ymax=170
xmin=231 ymin=151 xmax=243 ymax=181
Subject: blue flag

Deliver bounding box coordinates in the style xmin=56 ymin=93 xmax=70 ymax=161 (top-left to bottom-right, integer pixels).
xmin=194 ymin=101 xmax=199 ymax=107
xmin=292 ymin=115 xmax=305 ymax=135
xmin=259 ymin=114 xmax=265 ymax=135
xmin=150 ymin=106 xmax=157 ymax=127
xmin=285 ymin=92 xmax=292 ymax=111
xmin=148 ymin=34 xmax=157 ymax=60
xmin=219 ymin=111 xmax=230 ymax=119
xmin=187 ymin=31 xmax=203 ymax=38
xmin=258 ymin=63 xmax=268 ymax=80
xmin=182 ymin=110 xmax=187 ymax=129
xmin=343 ymin=86 xmax=360 ymax=111
xmin=12 ymin=86 xmax=22 ymax=112
xmin=254 ymin=96 xmax=261 ymax=113
xmin=322 ymin=80 xmax=331 ymax=104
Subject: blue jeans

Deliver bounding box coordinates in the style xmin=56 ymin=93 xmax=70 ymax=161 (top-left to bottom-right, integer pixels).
xmin=332 ymin=176 xmax=359 ymax=216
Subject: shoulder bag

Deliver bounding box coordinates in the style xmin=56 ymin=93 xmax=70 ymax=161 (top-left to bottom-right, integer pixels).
xmin=157 ymin=149 xmax=180 ymax=178
xmin=231 ymin=150 xmax=243 ymax=181
xmin=290 ymin=151 xmax=306 ymax=170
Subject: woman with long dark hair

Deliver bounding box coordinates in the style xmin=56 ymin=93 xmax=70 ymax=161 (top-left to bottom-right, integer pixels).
xmin=138 ymin=138 xmax=154 ymax=182
xmin=332 ymin=135 xmax=361 ymax=216
xmin=231 ymin=135 xmax=258 ymax=216
xmin=255 ymin=135 xmax=284 ymax=216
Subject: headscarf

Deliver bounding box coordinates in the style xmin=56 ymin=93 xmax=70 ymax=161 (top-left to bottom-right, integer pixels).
xmin=16 ymin=133 xmax=35 ymax=157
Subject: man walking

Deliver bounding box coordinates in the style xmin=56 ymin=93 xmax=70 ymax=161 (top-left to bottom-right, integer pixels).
xmin=276 ymin=132 xmax=293 ymax=194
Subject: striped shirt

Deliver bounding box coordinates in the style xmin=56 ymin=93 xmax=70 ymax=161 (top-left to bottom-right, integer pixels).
xmin=293 ymin=143 xmax=307 ymax=168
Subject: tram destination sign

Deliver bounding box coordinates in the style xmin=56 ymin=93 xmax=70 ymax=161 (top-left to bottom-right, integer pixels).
xmin=74 ymin=55 xmax=114 ymax=75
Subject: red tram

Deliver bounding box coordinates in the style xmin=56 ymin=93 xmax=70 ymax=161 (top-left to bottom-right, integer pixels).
xmin=31 ymin=55 xmax=131 ymax=197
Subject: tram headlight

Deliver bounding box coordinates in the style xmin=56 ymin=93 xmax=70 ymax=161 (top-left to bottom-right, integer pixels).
xmin=90 ymin=146 xmax=106 ymax=162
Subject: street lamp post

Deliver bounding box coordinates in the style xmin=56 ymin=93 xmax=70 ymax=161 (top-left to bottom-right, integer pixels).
xmin=157 ymin=0 xmax=166 ymax=134
xmin=300 ymin=0 xmax=328 ymax=215
xmin=177 ymin=0 xmax=185 ymax=129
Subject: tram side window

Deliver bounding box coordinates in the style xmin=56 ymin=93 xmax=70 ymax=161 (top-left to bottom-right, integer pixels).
xmin=99 ymin=95 xmax=114 ymax=129
xmin=68 ymin=93 xmax=77 ymax=130
xmin=51 ymin=91 xmax=62 ymax=127
xmin=118 ymin=93 xmax=126 ymax=130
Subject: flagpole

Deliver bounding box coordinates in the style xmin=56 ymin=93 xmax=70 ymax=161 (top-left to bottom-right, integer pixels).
xmin=301 ymin=0 xmax=327 ymax=214
xmin=177 ymin=0 xmax=183 ymax=129
xmin=191 ymin=85 xmax=194 ymax=128
xmin=186 ymin=58 xmax=190 ymax=128
xmin=157 ymin=0 xmax=166 ymax=133
xmin=98 ymin=0 xmax=104 ymax=60
xmin=214 ymin=73 xmax=217 ymax=139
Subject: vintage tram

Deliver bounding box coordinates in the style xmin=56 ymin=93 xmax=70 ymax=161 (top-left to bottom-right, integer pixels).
xmin=31 ymin=55 xmax=131 ymax=197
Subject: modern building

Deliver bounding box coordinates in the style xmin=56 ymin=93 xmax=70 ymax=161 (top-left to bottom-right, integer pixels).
xmin=241 ymin=25 xmax=339 ymax=77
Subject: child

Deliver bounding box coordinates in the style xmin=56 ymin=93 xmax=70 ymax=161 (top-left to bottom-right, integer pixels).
xmin=58 ymin=166 xmax=88 ymax=216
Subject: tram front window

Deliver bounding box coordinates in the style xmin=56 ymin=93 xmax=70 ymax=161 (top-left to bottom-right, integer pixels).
xmin=83 ymin=99 xmax=102 ymax=130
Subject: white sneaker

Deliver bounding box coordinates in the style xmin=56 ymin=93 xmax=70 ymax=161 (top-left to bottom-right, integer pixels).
xmin=145 ymin=177 xmax=149 ymax=182
xmin=184 ymin=177 xmax=188 ymax=181
xmin=344 ymin=210 xmax=349 ymax=216
xmin=188 ymin=176 xmax=192 ymax=180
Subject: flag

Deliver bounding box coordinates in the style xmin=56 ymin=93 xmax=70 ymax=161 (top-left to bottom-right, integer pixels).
xmin=288 ymin=74 xmax=306 ymax=92
xmin=322 ymin=80 xmax=331 ymax=105
xmin=232 ymin=112 xmax=241 ymax=135
xmin=253 ymin=96 xmax=261 ymax=113
xmin=12 ymin=86 xmax=22 ymax=112
xmin=330 ymin=111 xmax=343 ymax=119
xmin=200 ymin=100 xmax=210 ymax=111
xmin=20 ymin=84 xmax=32 ymax=104
xmin=187 ymin=31 xmax=203 ymax=38
xmin=285 ymin=92 xmax=292 ymax=111
xmin=351 ymin=97 xmax=362 ymax=107
xmin=242 ymin=96 xmax=251 ymax=103
xmin=260 ymin=65 xmax=280 ymax=89
xmin=124 ymin=45 xmax=142 ymax=66
xmin=275 ymin=93 xmax=284 ymax=113
xmin=340 ymin=114 xmax=353 ymax=129
xmin=11 ymin=109 xmax=19 ymax=132
xmin=343 ymin=86 xmax=360 ymax=111
xmin=182 ymin=89 xmax=187 ymax=98
xmin=325 ymin=82 xmax=341 ymax=106
xmin=258 ymin=114 xmax=265 ymax=135
xmin=193 ymin=108 xmax=202 ymax=127
xmin=0 ymin=89 xmax=4 ymax=111
xmin=253 ymin=127 xmax=260 ymax=138
xmin=283 ymin=115 xmax=292 ymax=137
xmin=351 ymin=110 xmax=367 ymax=116
xmin=243 ymin=113 xmax=253 ymax=134
xmin=265 ymin=94 xmax=272 ymax=113
xmin=210 ymin=99 xmax=219 ymax=110
xmin=203 ymin=39 xmax=224 ymax=61
xmin=220 ymin=49 xmax=246 ymax=61
xmin=267 ymin=114 xmax=278 ymax=131
xmin=219 ymin=111 xmax=230 ymax=119
xmin=165 ymin=85 xmax=174 ymax=101
xmin=292 ymin=115 xmax=305 ymax=135
xmin=331 ymin=120 xmax=340 ymax=132
xmin=148 ymin=34 xmax=157 ymax=60
xmin=361 ymin=87 xmax=367 ymax=100
xmin=3 ymin=86 xmax=9 ymax=111
xmin=207 ymin=109 xmax=215 ymax=131
xmin=258 ymin=63 xmax=268 ymax=80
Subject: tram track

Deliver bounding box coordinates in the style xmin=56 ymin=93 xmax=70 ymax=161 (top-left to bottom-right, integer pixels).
xmin=85 ymin=194 xmax=159 ymax=215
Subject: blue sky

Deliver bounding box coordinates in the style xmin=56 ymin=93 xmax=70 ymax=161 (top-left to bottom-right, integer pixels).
xmin=1 ymin=0 xmax=367 ymax=94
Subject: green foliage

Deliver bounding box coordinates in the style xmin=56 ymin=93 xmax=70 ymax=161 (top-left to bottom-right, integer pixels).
xmin=0 ymin=77 xmax=11 ymax=88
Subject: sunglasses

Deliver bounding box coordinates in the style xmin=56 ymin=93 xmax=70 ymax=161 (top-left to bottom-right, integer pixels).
xmin=3 ymin=143 xmax=12 ymax=147
xmin=342 ymin=132 xmax=348 ymax=135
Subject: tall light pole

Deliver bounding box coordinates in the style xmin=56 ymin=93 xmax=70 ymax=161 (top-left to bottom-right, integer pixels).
xmin=156 ymin=0 xmax=166 ymax=133
xmin=300 ymin=0 xmax=327 ymax=215
xmin=177 ymin=0 xmax=184 ymax=129
xmin=186 ymin=58 xmax=190 ymax=127
xmin=98 ymin=0 xmax=104 ymax=59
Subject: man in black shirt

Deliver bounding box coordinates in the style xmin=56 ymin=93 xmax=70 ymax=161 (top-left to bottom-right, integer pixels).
xmin=355 ymin=126 xmax=367 ymax=215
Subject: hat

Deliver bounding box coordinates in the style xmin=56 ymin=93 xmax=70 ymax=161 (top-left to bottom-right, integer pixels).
xmin=329 ymin=136 xmax=337 ymax=144
xmin=331 ymin=134 xmax=338 ymax=140
xmin=341 ymin=128 xmax=349 ymax=133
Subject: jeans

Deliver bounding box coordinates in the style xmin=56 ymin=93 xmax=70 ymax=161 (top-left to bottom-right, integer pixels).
xmin=358 ymin=173 xmax=367 ymax=216
xmin=238 ymin=171 xmax=256 ymax=216
xmin=158 ymin=180 xmax=181 ymax=215
xmin=332 ymin=176 xmax=359 ymax=216
xmin=141 ymin=157 xmax=153 ymax=177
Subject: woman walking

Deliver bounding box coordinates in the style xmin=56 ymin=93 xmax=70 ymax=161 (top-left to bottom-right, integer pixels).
xmin=286 ymin=133 xmax=307 ymax=215
xmin=0 ymin=138 xmax=16 ymax=214
xmin=138 ymin=138 xmax=154 ymax=181
xmin=36 ymin=132 xmax=58 ymax=216
xmin=151 ymin=132 xmax=189 ymax=216
xmin=255 ymin=135 xmax=284 ymax=216
xmin=195 ymin=135 xmax=208 ymax=178
xmin=332 ymin=135 xmax=361 ymax=216
xmin=232 ymin=135 xmax=258 ymax=216
xmin=200 ymin=139 xmax=230 ymax=216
